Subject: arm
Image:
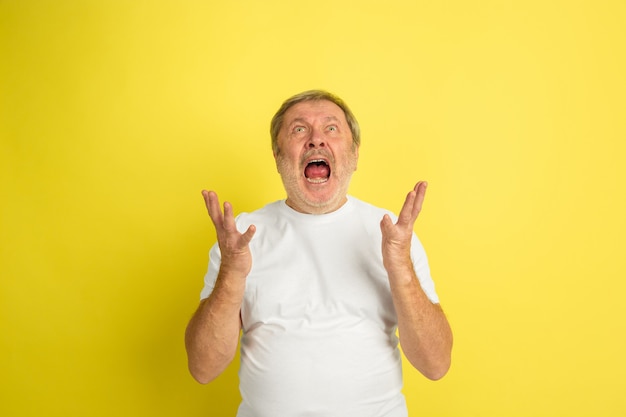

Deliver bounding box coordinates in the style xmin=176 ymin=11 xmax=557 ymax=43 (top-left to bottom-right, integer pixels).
xmin=184 ymin=190 xmax=256 ymax=384
xmin=380 ymin=182 xmax=453 ymax=380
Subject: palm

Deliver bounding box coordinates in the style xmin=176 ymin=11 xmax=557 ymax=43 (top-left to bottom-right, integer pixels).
xmin=202 ymin=190 xmax=256 ymax=276
xmin=380 ymin=182 xmax=427 ymax=269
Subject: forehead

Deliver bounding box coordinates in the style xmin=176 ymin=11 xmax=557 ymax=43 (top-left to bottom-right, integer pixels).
xmin=283 ymin=100 xmax=347 ymax=125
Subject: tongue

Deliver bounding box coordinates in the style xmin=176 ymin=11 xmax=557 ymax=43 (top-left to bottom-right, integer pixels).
xmin=305 ymin=163 xmax=330 ymax=179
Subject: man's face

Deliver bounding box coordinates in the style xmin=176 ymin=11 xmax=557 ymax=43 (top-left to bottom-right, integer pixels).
xmin=274 ymin=99 xmax=359 ymax=214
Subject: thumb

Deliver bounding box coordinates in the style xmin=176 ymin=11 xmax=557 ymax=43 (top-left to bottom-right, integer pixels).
xmin=239 ymin=224 xmax=257 ymax=247
xmin=380 ymin=214 xmax=394 ymax=234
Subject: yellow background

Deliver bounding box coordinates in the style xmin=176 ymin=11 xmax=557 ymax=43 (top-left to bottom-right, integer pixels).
xmin=2 ymin=1 xmax=625 ymax=416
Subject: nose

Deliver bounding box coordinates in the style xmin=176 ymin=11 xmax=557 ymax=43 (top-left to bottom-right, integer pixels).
xmin=307 ymin=128 xmax=326 ymax=148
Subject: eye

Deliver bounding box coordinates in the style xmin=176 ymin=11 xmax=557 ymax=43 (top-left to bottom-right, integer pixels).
xmin=294 ymin=126 xmax=307 ymax=133
xmin=327 ymin=125 xmax=338 ymax=132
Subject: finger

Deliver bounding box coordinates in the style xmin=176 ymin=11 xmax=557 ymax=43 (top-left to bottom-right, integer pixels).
xmin=222 ymin=201 xmax=237 ymax=231
xmin=397 ymin=189 xmax=417 ymax=227
xmin=240 ymin=224 xmax=257 ymax=247
xmin=203 ymin=190 xmax=224 ymax=228
xmin=201 ymin=189 xmax=211 ymax=212
xmin=381 ymin=213 xmax=392 ymax=228
xmin=411 ymin=181 xmax=427 ymax=219
xmin=397 ymin=181 xmax=428 ymax=227
xmin=380 ymin=213 xmax=394 ymax=234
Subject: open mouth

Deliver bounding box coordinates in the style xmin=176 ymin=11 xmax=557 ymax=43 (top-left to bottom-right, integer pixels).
xmin=304 ymin=159 xmax=330 ymax=183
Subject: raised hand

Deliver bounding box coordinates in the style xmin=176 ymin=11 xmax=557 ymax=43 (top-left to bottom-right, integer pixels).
xmin=202 ymin=190 xmax=256 ymax=277
xmin=380 ymin=181 xmax=427 ymax=273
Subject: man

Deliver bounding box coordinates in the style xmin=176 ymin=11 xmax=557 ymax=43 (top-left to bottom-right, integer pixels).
xmin=185 ymin=90 xmax=453 ymax=417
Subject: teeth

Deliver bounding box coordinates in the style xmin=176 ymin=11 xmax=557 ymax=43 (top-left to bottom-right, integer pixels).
xmin=306 ymin=177 xmax=329 ymax=184
xmin=308 ymin=159 xmax=327 ymax=164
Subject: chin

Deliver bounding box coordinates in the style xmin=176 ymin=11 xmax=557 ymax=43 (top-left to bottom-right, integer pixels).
xmin=281 ymin=172 xmax=351 ymax=214
xmin=298 ymin=192 xmax=347 ymax=214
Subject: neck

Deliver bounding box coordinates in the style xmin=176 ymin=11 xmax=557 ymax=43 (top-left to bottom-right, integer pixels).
xmin=285 ymin=195 xmax=348 ymax=214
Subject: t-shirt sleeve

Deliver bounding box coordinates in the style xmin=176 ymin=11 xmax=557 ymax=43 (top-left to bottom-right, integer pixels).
xmin=410 ymin=233 xmax=440 ymax=304
xmin=200 ymin=242 xmax=221 ymax=300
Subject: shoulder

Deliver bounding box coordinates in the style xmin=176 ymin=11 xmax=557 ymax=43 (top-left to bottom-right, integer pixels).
xmin=345 ymin=196 xmax=397 ymax=240
xmin=348 ymin=196 xmax=396 ymax=221
xmin=234 ymin=200 xmax=284 ymax=229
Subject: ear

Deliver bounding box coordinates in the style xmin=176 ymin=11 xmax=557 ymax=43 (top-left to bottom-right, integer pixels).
xmin=273 ymin=151 xmax=280 ymax=172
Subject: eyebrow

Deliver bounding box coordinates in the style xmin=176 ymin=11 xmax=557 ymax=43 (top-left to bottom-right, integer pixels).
xmin=288 ymin=116 xmax=341 ymax=126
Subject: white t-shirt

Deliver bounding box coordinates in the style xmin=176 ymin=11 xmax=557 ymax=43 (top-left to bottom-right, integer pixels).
xmin=201 ymin=196 xmax=439 ymax=417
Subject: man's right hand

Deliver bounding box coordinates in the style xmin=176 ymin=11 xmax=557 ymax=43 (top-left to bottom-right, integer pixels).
xmin=185 ymin=191 xmax=255 ymax=384
xmin=202 ymin=190 xmax=256 ymax=277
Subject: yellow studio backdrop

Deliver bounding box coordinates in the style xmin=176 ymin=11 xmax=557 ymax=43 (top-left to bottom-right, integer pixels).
xmin=1 ymin=1 xmax=625 ymax=416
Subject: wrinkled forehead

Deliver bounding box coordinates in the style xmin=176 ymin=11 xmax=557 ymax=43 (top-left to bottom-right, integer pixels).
xmin=282 ymin=99 xmax=348 ymax=126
